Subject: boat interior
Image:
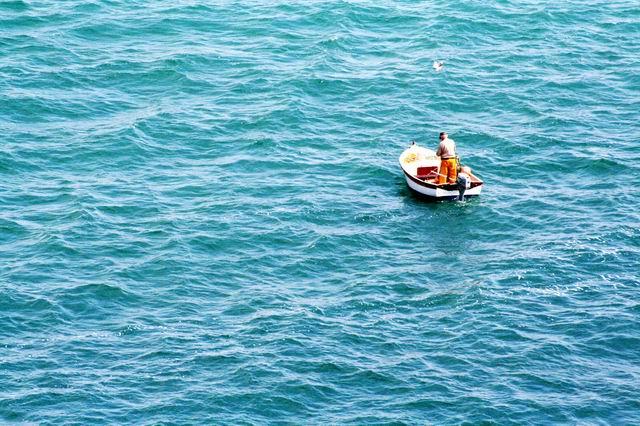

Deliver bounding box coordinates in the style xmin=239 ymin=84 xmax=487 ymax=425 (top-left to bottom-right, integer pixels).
xmin=415 ymin=166 xmax=482 ymax=186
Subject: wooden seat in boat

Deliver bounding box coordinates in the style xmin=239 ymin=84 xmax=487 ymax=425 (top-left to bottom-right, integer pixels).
xmin=416 ymin=166 xmax=438 ymax=180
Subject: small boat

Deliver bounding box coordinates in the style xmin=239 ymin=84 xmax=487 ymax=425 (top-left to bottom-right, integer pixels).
xmin=399 ymin=143 xmax=483 ymax=200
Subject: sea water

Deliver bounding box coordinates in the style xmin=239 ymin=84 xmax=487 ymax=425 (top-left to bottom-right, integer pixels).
xmin=1 ymin=0 xmax=639 ymax=423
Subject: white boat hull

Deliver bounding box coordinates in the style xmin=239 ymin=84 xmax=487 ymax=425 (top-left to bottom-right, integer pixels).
xmin=404 ymin=173 xmax=482 ymax=199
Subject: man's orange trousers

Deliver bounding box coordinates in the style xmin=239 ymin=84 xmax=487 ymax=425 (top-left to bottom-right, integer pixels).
xmin=437 ymin=158 xmax=457 ymax=184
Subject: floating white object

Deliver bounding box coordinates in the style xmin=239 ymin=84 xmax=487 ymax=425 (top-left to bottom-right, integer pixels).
xmin=433 ymin=60 xmax=444 ymax=72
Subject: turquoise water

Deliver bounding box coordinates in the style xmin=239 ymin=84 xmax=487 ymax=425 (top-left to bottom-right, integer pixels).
xmin=2 ymin=0 xmax=640 ymax=423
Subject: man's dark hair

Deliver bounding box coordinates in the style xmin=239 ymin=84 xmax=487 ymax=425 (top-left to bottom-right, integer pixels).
xmin=439 ymin=132 xmax=447 ymax=137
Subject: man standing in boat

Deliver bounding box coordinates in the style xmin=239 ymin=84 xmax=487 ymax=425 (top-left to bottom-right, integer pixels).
xmin=436 ymin=131 xmax=457 ymax=184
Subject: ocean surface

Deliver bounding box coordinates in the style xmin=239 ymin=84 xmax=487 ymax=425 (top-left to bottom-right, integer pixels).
xmin=1 ymin=0 xmax=639 ymax=423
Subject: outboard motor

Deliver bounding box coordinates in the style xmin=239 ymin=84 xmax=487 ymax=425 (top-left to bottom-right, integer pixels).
xmin=456 ymin=173 xmax=470 ymax=201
